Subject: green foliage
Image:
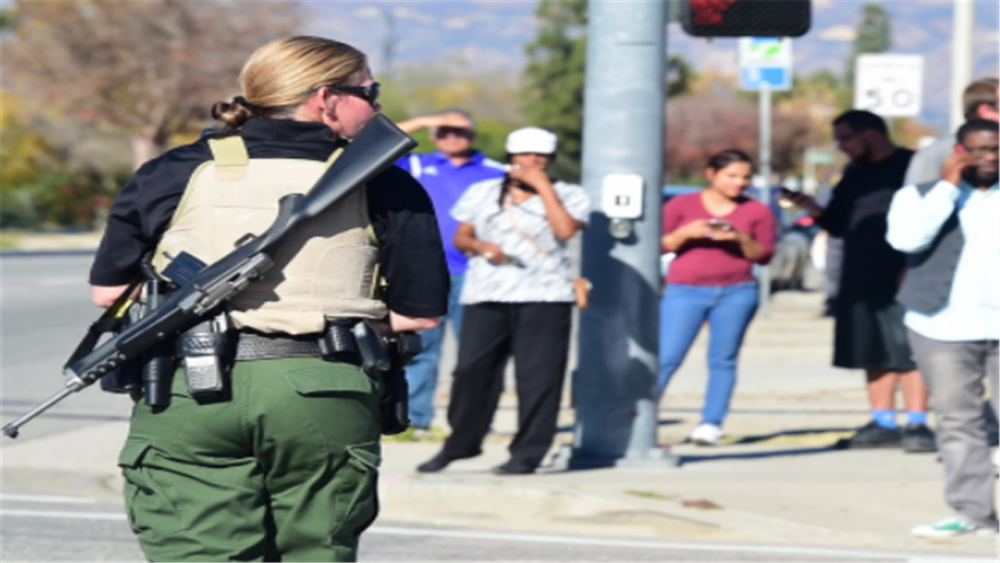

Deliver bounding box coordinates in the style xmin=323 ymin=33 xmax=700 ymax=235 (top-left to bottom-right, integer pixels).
xmin=0 ymin=169 xmax=124 ymax=229
xmin=667 ymin=54 xmax=697 ymax=98
xmin=0 ymin=91 xmax=57 ymax=189
xmin=379 ymin=64 xmax=523 ymax=162
xmin=845 ymin=3 xmax=892 ymax=89
xmin=521 ymin=0 xmax=588 ymax=182
xmin=0 ymin=8 xmax=17 ymax=33
xmin=0 ymin=90 xmax=124 ymax=228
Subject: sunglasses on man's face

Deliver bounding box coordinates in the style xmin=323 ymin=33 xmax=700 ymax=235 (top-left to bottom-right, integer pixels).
xmin=434 ymin=126 xmax=473 ymax=139
xmin=327 ymin=82 xmax=381 ymax=108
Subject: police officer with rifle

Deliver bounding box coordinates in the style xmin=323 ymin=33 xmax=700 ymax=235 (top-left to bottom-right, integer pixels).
xmin=6 ymin=36 xmax=449 ymax=562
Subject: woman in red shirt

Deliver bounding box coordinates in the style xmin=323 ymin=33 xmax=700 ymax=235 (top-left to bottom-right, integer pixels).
xmin=660 ymin=149 xmax=776 ymax=445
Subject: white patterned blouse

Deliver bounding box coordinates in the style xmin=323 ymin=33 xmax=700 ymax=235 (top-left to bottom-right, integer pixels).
xmin=451 ymin=177 xmax=591 ymax=305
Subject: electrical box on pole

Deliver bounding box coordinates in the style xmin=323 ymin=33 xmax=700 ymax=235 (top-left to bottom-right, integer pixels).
xmin=681 ymin=0 xmax=811 ymax=38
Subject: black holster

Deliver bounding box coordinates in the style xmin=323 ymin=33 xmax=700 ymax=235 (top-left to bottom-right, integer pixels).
xmin=348 ymin=320 xmax=420 ymax=435
xmin=100 ymin=303 xmax=143 ymax=397
xmin=141 ymin=279 xmax=175 ymax=407
xmin=382 ymin=331 xmax=422 ymax=435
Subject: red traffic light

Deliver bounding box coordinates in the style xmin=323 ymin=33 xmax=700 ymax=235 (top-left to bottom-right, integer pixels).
xmin=682 ymin=0 xmax=811 ymax=38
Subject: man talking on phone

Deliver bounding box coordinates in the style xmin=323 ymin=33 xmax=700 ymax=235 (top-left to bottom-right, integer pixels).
xmin=887 ymin=119 xmax=999 ymax=538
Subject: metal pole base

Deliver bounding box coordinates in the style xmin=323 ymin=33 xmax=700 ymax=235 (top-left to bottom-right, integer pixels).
xmin=615 ymin=448 xmax=682 ymax=468
xmin=550 ymin=445 xmax=682 ymax=470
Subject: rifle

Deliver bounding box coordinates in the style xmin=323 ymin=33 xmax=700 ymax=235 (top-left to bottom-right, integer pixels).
xmin=3 ymin=114 xmax=416 ymax=438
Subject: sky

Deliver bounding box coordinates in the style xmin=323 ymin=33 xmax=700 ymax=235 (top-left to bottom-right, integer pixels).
xmin=305 ymin=0 xmax=1000 ymax=134
xmin=2 ymin=0 xmax=995 ymax=134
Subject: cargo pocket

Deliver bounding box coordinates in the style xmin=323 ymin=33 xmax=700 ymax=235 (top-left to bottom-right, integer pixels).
xmin=329 ymin=441 xmax=381 ymax=548
xmin=118 ymin=439 xmax=188 ymax=539
xmin=286 ymin=363 xmax=372 ymax=396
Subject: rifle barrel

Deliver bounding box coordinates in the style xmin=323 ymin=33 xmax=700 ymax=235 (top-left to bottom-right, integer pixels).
xmin=2 ymin=387 xmax=77 ymax=438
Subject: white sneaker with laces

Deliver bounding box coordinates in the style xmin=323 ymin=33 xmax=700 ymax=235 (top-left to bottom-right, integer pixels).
xmin=911 ymin=516 xmax=998 ymax=538
xmin=689 ymin=423 xmax=723 ymax=446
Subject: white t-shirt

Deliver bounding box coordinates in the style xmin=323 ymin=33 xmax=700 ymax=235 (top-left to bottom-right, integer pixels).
xmin=451 ymin=178 xmax=591 ymax=304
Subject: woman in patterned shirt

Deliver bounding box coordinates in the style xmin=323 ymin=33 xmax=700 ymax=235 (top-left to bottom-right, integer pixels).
xmin=416 ymin=127 xmax=591 ymax=475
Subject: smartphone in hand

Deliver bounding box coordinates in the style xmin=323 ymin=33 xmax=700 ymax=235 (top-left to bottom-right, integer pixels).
xmin=707 ymin=218 xmax=733 ymax=232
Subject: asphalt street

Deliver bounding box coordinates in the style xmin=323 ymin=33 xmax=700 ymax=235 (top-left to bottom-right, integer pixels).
xmin=1 ymin=495 xmax=913 ymax=563
xmin=1 ymin=254 xmax=132 ymax=442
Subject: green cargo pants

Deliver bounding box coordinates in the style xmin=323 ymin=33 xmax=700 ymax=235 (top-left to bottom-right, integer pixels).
xmin=118 ymin=357 xmax=383 ymax=562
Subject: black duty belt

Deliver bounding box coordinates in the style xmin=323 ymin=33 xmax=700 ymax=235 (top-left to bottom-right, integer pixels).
xmin=233 ymin=325 xmax=360 ymax=365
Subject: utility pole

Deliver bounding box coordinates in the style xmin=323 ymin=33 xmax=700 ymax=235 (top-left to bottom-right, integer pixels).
xmin=757 ymin=83 xmax=772 ymax=318
xmin=950 ymin=0 xmax=973 ymax=130
xmin=569 ymin=0 xmax=678 ymax=469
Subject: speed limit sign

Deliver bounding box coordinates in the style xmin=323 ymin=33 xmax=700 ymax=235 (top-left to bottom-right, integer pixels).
xmin=854 ymin=54 xmax=923 ymax=117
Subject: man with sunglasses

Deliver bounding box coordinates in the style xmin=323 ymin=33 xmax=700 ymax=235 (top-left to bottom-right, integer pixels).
xmin=888 ymin=119 xmax=999 ymax=538
xmin=393 ymin=109 xmax=507 ymax=433
xmin=785 ymin=110 xmax=935 ymax=453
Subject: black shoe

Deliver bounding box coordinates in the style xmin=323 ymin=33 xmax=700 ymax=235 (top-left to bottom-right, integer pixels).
xmin=490 ymin=460 xmax=536 ymax=475
xmin=843 ymin=420 xmax=902 ymax=449
xmin=902 ymin=423 xmax=937 ymax=453
xmin=416 ymin=451 xmax=456 ymax=473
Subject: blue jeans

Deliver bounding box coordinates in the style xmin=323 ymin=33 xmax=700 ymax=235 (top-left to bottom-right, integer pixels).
xmin=658 ymin=282 xmax=759 ymax=426
xmin=405 ymin=274 xmax=465 ymax=429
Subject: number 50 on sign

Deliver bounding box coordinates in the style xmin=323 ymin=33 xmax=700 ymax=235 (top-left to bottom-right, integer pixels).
xmin=854 ymin=54 xmax=924 ymax=117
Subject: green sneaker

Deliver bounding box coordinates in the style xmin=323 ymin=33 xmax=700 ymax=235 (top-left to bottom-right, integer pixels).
xmin=911 ymin=516 xmax=997 ymax=538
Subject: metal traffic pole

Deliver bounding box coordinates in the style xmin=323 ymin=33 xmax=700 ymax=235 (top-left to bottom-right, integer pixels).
xmin=568 ymin=0 xmax=678 ymax=469
xmin=758 ymin=82 xmax=772 ymax=318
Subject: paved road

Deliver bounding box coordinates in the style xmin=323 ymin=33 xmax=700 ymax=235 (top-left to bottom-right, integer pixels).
xmin=1 ymin=495 xmax=914 ymax=563
xmin=1 ymin=254 xmax=132 ymax=442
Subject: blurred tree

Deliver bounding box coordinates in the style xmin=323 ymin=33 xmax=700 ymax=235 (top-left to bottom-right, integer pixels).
xmin=665 ymin=92 xmax=814 ymax=182
xmin=665 ymin=95 xmax=759 ymax=183
xmin=378 ymin=60 xmax=523 ymax=161
xmin=844 ymin=3 xmax=891 ymax=91
xmin=0 ymin=7 xmax=17 ymax=32
xmin=1 ymin=90 xmax=129 ymax=228
xmin=5 ymin=0 xmax=300 ymax=170
xmin=667 ymin=54 xmax=697 ymax=98
xmin=0 ymin=90 xmax=58 ymax=227
xmin=0 ymin=91 xmax=58 ymax=190
xmin=522 ymin=0 xmax=587 ymax=182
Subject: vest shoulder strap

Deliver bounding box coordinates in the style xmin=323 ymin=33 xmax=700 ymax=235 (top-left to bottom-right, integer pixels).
xmin=208 ymin=136 xmax=249 ymax=181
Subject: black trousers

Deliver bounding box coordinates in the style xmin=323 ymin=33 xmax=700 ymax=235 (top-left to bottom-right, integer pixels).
xmin=443 ymin=302 xmax=572 ymax=468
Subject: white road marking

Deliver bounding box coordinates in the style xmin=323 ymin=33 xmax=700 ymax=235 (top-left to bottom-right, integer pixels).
xmin=0 ymin=494 xmax=96 ymax=504
xmin=0 ymin=509 xmax=124 ymax=521
xmin=0 ymin=510 xmax=988 ymax=562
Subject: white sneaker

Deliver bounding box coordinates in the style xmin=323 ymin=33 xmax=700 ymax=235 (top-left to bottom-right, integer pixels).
xmin=689 ymin=423 xmax=723 ymax=446
xmin=911 ymin=516 xmax=998 ymax=538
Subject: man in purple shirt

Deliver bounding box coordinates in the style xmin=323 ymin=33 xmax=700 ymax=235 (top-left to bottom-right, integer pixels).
xmin=395 ymin=109 xmax=507 ymax=431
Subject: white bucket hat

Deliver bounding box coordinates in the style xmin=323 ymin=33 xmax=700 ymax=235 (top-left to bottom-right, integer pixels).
xmin=505 ymin=127 xmax=558 ymax=155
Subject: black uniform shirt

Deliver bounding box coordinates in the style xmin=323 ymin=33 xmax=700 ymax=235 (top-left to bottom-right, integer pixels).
xmin=90 ymin=119 xmax=449 ymax=319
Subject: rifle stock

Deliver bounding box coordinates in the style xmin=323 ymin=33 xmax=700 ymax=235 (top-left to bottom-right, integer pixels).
xmin=3 ymin=114 xmax=416 ymax=438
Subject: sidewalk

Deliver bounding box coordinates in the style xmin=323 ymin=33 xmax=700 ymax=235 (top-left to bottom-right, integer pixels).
xmin=1 ymin=291 xmax=995 ymax=559
xmin=375 ymin=291 xmax=995 ymax=558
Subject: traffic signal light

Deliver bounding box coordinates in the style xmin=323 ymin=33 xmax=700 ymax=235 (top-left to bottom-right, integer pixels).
xmin=681 ymin=0 xmax=811 ymax=38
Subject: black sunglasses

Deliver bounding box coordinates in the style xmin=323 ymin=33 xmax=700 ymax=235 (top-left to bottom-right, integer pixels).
xmin=327 ymin=82 xmax=381 ymax=108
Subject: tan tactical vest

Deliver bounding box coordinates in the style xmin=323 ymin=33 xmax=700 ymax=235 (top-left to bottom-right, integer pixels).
xmin=153 ymin=136 xmax=387 ymax=335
